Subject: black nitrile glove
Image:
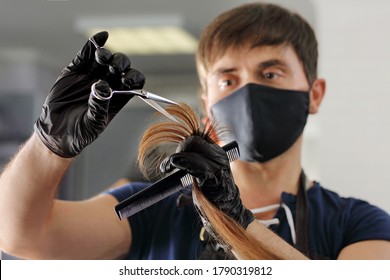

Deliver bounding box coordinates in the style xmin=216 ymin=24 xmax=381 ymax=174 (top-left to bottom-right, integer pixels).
xmin=34 ymin=31 xmax=145 ymax=158
xmin=164 ymin=135 xmax=255 ymax=229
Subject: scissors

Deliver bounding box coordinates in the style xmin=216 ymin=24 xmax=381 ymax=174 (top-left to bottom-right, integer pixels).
xmin=89 ymin=37 xmax=180 ymax=123
xmin=114 ymin=89 xmax=180 ymax=123
xmin=91 ymin=83 xmax=180 ymax=123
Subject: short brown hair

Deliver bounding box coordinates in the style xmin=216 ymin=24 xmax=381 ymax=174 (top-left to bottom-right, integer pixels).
xmin=196 ymin=3 xmax=318 ymax=90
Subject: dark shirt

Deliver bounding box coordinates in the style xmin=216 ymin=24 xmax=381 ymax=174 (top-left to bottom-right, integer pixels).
xmin=107 ymin=181 xmax=390 ymax=259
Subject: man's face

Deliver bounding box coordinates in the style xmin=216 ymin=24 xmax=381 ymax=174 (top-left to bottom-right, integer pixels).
xmin=202 ymin=44 xmax=310 ymax=116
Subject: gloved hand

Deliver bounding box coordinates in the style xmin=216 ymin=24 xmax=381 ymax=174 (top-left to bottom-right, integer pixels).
xmin=163 ymin=135 xmax=255 ymax=229
xmin=34 ymin=31 xmax=145 ymax=158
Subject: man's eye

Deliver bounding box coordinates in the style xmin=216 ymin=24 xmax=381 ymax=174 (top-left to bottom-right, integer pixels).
xmin=264 ymin=72 xmax=279 ymax=80
xmin=219 ymin=80 xmax=234 ymax=89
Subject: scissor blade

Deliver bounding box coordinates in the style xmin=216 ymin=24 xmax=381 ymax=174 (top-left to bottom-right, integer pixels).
xmin=112 ymin=89 xmax=179 ymax=106
xmin=138 ymin=97 xmax=180 ymax=123
xmin=144 ymin=91 xmax=179 ymax=106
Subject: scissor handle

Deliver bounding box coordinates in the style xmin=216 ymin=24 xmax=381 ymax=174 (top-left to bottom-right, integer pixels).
xmin=91 ymin=82 xmax=113 ymax=100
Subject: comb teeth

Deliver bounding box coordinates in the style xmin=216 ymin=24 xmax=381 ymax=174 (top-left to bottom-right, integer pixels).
xmin=220 ymin=141 xmax=240 ymax=161
xmin=226 ymin=147 xmax=240 ymax=162
xmin=180 ymin=174 xmax=193 ymax=189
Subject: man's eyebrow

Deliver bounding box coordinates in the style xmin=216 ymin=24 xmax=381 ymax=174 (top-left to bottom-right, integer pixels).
xmin=211 ymin=59 xmax=288 ymax=76
xmin=212 ymin=67 xmax=237 ymax=76
xmin=258 ymin=59 xmax=288 ymax=69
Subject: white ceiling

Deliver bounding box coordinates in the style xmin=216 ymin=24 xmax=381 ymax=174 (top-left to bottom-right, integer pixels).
xmin=0 ymin=0 xmax=315 ymax=74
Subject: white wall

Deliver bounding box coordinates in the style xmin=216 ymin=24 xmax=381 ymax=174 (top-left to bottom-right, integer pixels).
xmin=303 ymin=0 xmax=390 ymax=212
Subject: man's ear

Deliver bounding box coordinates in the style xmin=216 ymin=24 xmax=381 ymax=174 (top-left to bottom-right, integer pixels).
xmin=309 ymin=79 xmax=326 ymax=114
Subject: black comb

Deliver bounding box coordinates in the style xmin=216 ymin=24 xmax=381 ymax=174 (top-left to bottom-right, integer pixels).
xmin=115 ymin=141 xmax=240 ymax=220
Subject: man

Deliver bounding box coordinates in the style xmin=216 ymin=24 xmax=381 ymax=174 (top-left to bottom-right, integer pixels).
xmin=0 ymin=3 xmax=389 ymax=260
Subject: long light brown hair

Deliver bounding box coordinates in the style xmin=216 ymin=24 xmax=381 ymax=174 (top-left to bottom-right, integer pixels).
xmin=137 ymin=103 xmax=279 ymax=259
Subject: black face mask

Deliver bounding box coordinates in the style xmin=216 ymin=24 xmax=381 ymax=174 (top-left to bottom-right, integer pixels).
xmin=210 ymin=83 xmax=309 ymax=162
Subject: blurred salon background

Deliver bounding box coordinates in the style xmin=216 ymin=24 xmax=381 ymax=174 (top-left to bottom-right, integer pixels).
xmin=0 ymin=0 xmax=389 ymax=255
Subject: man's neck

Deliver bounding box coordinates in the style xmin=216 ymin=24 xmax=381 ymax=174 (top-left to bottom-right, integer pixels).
xmin=231 ymin=137 xmax=303 ymax=211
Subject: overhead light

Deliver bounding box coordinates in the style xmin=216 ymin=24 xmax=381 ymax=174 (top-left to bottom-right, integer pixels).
xmin=75 ymin=15 xmax=198 ymax=55
xmin=85 ymin=26 xmax=198 ymax=55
